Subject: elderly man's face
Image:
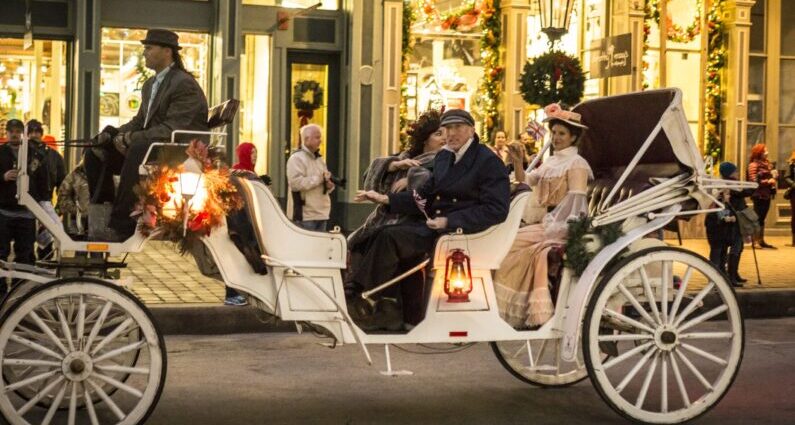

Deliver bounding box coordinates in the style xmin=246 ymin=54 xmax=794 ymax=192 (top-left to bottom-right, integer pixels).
xmin=302 ymin=127 xmax=322 ymax=153
xmin=6 ymin=128 xmax=23 ymax=145
xmin=444 ymin=123 xmax=475 ymax=152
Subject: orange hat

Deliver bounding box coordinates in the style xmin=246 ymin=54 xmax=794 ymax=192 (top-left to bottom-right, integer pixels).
xmin=42 ymin=135 xmax=57 ymax=149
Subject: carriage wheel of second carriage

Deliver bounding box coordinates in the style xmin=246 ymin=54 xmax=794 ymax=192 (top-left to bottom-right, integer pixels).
xmin=0 ymin=277 xmax=167 ymax=425
xmin=490 ymin=337 xmax=592 ymax=388
xmin=583 ymin=247 xmax=743 ymax=424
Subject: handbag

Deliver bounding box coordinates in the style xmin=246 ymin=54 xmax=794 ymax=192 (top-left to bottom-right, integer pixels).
xmin=784 ymin=187 xmax=793 ymax=201
xmin=735 ymin=207 xmax=760 ymax=238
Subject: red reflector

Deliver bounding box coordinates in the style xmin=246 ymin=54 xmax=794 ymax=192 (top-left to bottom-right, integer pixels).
xmin=449 ymin=331 xmax=468 ymax=337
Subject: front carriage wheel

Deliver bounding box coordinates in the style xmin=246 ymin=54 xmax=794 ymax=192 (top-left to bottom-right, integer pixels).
xmin=0 ymin=278 xmax=166 ymax=425
xmin=491 ymin=338 xmax=590 ymax=387
xmin=583 ymin=247 xmax=743 ymax=424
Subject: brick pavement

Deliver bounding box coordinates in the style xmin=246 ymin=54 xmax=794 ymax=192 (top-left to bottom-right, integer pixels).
xmin=126 ymin=236 xmax=795 ymax=305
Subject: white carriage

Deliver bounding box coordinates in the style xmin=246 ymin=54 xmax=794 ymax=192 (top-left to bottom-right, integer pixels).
xmin=0 ymin=89 xmax=752 ymax=424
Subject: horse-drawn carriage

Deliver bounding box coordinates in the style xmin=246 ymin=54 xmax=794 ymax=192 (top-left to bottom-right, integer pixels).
xmin=0 ymin=89 xmax=752 ymax=424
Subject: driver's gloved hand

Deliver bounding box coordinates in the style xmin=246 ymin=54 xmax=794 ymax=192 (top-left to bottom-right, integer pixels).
xmin=90 ymin=126 xmax=120 ymax=160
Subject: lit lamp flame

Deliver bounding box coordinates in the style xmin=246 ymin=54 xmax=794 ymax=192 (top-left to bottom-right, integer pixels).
xmin=178 ymin=157 xmax=206 ymax=235
xmin=444 ymin=249 xmax=473 ymax=303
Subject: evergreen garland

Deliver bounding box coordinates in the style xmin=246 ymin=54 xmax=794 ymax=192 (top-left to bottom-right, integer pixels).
xmin=564 ymin=216 xmax=623 ymax=277
xmin=520 ymin=51 xmax=585 ymax=107
xmin=476 ymin=0 xmax=502 ymax=143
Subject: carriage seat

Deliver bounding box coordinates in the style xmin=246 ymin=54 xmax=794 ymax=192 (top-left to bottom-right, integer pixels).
xmin=587 ymin=162 xmax=684 ymax=215
xmin=432 ymin=191 xmax=530 ymax=270
xmin=237 ymin=178 xmax=346 ymax=269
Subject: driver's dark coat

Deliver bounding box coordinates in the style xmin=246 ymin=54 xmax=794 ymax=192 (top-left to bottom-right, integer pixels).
xmin=387 ymin=134 xmax=510 ymax=234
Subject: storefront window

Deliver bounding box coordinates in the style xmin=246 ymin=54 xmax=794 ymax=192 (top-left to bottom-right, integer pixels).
xmin=99 ymin=28 xmax=210 ymax=132
xmin=0 ymin=38 xmax=68 ymax=147
xmin=240 ymin=34 xmax=272 ymax=175
xmin=242 ymin=0 xmax=338 ymax=9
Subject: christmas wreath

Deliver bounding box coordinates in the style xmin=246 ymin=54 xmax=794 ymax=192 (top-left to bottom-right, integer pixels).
xmin=564 ymin=216 xmax=623 ymax=277
xmin=134 ymin=140 xmax=244 ymax=253
xmin=293 ymin=80 xmax=324 ymax=126
xmin=520 ymin=51 xmax=585 ymax=108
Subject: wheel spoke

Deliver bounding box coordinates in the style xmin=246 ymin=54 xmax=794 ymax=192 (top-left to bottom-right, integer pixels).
xmin=677 ymin=304 xmax=729 ymax=333
xmin=669 ymin=352 xmax=691 ymax=407
xmin=598 ymin=333 xmax=654 ymax=342
xmin=675 ymin=350 xmax=714 ymax=391
xmin=91 ymin=371 xmax=144 ymax=398
xmin=84 ymin=383 xmax=100 ymax=425
xmin=603 ymin=341 xmax=654 ymax=370
xmin=661 ymin=261 xmax=671 ymax=324
xmin=56 ymin=302 xmax=76 ymax=352
xmin=17 ymin=375 xmax=64 ymax=416
xmin=525 ymin=341 xmax=535 ymax=367
xmin=603 ymin=308 xmax=656 ymax=334
xmin=510 ymin=342 xmax=527 ymax=359
xmin=639 ymin=266 xmax=662 ymax=325
xmin=93 ymin=339 xmax=146 ymax=363
xmin=9 ymin=334 xmax=63 ymax=360
xmin=87 ymin=378 xmax=126 ymax=420
xmin=534 ymin=339 xmax=549 ymax=367
xmin=679 ymin=331 xmax=734 ymax=340
xmin=661 ymin=353 xmax=669 ymax=413
xmin=84 ymin=301 xmax=113 ymax=351
xmin=616 ymin=347 xmax=657 ymax=393
xmin=2 ymin=358 xmax=61 ymax=368
xmin=5 ymin=369 xmax=59 ymax=392
xmin=91 ymin=317 xmax=134 ymax=356
xmin=68 ymin=382 xmax=78 ymax=425
xmin=635 ymin=352 xmax=660 ymax=408
xmin=668 ymin=267 xmax=693 ymax=325
xmin=29 ymin=310 xmax=69 ymax=355
xmin=617 ymin=284 xmax=658 ymax=327
xmin=681 ymin=343 xmax=728 ymax=366
xmin=672 ymin=282 xmax=715 ymax=327
xmin=95 ymin=364 xmax=151 ymax=375
xmin=41 ymin=381 xmax=68 ymax=425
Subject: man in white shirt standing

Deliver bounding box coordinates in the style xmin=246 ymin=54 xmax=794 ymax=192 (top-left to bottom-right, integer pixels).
xmin=286 ymin=124 xmax=334 ymax=231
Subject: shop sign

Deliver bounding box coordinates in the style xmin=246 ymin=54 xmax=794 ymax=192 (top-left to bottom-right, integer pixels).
xmin=590 ymin=33 xmax=632 ymax=79
xmin=23 ymin=0 xmax=33 ymax=50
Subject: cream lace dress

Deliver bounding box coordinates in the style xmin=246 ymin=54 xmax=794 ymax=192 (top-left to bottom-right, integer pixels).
xmin=494 ymin=146 xmax=593 ymax=327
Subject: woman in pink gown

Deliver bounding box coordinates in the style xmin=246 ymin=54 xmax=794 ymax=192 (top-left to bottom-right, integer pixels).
xmin=495 ymin=104 xmax=593 ymax=328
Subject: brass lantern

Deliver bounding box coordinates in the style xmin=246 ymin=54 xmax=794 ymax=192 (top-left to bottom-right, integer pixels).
xmin=536 ymin=0 xmax=576 ymax=45
xmin=444 ymin=249 xmax=473 ymax=303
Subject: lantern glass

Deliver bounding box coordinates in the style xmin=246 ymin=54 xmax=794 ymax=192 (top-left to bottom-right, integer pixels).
xmin=444 ymin=249 xmax=473 ymax=303
xmin=536 ymin=0 xmax=575 ymax=43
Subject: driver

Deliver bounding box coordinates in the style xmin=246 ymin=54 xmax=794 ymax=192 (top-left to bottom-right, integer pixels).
xmin=84 ymin=29 xmax=209 ymax=241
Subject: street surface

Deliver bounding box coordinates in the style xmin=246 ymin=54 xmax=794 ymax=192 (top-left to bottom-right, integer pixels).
xmin=145 ymin=318 xmax=794 ymax=425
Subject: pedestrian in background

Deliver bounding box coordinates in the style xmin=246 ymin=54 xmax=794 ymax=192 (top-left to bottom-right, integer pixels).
xmin=286 ymin=124 xmax=334 ymax=231
xmin=785 ymin=149 xmax=795 ymax=247
xmin=57 ymin=162 xmax=91 ymax=239
xmin=27 ymin=119 xmax=65 ymax=260
xmin=706 ymin=162 xmax=750 ymax=287
xmin=747 ymin=143 xmax=778 ymax=249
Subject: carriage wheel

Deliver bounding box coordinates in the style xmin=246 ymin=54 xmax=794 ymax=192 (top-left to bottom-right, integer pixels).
xmin=491 ymin=338 xmax=591 ymax=387
xmin=583 ymin=247 xmax=743 ymax=424
xmin=0 ymin=277 xmax=166 ymax=425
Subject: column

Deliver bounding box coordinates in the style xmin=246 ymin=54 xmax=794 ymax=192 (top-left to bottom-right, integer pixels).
xmin=70 ymin=0 xmax=102 ymax=168
xmin=723 ymin=0 xmax=755 ymax=169
xmin=501 ymin=0 xmax=533 ymax=139
xmin=610 ymin=0 xmax=646 ymax=93
xmin=382 ymin=1 xmax=404 ymax=156
xmin=212 ymin=0 xmax=242 ymax=159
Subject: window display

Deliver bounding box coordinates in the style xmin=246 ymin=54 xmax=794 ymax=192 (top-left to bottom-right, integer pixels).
xmin=240 ymin=34 xmax=272 ymax=175
xmin=99 ymin=28 xmax=209 ymax=132
xmin=0 ymin=38 xmax=67 ymax=148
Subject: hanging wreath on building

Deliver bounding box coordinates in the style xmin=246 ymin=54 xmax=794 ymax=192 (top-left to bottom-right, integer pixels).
xmin=520 ymin=51 xmax=585 ymax=108
xmin=293 ymin=80 xmax=324 ymax=126
xmin=646 ymin=0 xmax=702 ymax=44
xmin=134 ymin=140 xmax=244 ymax=253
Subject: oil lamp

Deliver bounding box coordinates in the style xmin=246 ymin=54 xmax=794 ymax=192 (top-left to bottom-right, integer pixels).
xmin=444 ymin=249 xmax=473 ymax=303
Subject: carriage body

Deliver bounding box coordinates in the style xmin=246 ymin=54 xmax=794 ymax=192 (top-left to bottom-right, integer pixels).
xmin=0 ymin=89 xmax=750 ymax=425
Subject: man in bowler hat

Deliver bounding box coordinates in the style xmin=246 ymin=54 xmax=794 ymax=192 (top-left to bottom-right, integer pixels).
xmin=351 ymin=109 xmax=510 ymax=329
xmin=85 ymin=28 xmax=209 ymax=241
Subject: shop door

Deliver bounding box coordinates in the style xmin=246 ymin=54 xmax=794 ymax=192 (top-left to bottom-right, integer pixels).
xmin=285 ymin=51 xmax=341 ymax=198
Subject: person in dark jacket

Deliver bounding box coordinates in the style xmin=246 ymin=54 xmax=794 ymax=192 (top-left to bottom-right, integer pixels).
xmin=785 ymin=150 xmax=795 ymax=247
xmin=705 ymin=162 xmax=753 ymax=287
xmin=0 ymin=119 xmax=50 ymax=295
xmin=352 ymin=109 xmax=510 ymax=329
xmin=27 ymin=119 xmax=65 ymax=260
xmin=85 ymin=29 xmax=209 ymax=241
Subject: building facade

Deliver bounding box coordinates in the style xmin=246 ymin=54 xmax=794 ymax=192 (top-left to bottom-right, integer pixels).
xmin=0 ymin=0 xmax=788 ymax=232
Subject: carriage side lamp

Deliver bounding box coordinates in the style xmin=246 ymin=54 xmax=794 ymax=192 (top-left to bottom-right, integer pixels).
xmin=178 ymin=157 xmax=206 ymax=212
xmin=444 ymin=249 xmax=473 ymax=303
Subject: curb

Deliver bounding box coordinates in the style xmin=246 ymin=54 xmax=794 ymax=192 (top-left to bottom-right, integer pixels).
xmin=150 ymin=289 xmax=795 ymax=335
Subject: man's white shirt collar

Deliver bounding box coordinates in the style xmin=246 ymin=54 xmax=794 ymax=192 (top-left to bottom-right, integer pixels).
xmin=446 ymin=137 xmax=474 ymax=163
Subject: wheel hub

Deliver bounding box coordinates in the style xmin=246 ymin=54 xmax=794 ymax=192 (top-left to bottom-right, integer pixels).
xmin=654 ymin=326 xmax=679 ymax=352
xmin=62 ymin=351 xmax=93 ymax=382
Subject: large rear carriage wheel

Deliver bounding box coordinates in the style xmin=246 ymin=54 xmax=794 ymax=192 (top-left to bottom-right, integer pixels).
xmin=0 ymin=278 xmax=166 ymax=425
xmin=583 ymin=247 xmax=743 ymax=424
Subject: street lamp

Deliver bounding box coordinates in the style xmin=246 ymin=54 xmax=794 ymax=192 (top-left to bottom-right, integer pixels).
xmin=536 ymin=0 xmax=576 ymax=46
